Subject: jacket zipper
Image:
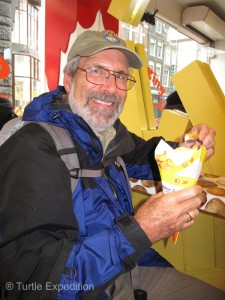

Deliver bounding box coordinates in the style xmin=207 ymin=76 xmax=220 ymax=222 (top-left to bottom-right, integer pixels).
xmin=103 ymin=171 xmax=126 ymax=214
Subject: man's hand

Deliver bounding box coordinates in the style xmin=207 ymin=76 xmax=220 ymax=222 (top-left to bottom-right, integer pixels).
xmin=179 ymin=124 xmax=216 ymax=160
xmin=134 ymin=185 xmax=203 ymax=243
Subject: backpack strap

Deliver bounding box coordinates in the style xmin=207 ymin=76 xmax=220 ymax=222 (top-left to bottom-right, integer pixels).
xmin=34 ymin=122 xmax=80 ymax=192
xmin=0 ymin=118 xmax=116 ymax=193
xmin=0 ymin=116 xmax=24 ymax=147
xmin=103 ymin=156 xmax=132 ymax=195
xmin=116 ymin=156 xmax=132 ymax=195
xmin=25 ymin=122 xmax=105 ymax=193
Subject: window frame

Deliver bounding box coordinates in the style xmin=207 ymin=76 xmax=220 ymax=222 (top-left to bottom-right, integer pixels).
xmin=13 ymin=53 xmax=40 ymax=108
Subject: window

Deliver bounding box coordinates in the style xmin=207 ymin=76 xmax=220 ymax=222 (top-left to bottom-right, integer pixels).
xmin=14 ymin=55 xmax=30 ymax=77
xmin=148 ymin=60 xmax=155 ymax=71
xmin=156 ymin=63 xmax=162 ymax=81
xmin=157 ymin=41 xmax=163 ymax=58
xmin=13 ymin=54 xmax=40 ymax=111
xmin=120 ymin=23 xmax=131 ymax=40
xmin=131 ymin=26 xmax=143 ymax=44
xmin=11 ymin=0 xmax=42 ymax=114
xmin=162 ymin=69 xmax=170 ymax=87
xmin=12 ymin=0 xmax=39 ymax=51
xmin=149 ymin=38 xmax=156 ymax=56
xmin=28 ymin=4 xmax=38 ymax=49
xmin=156 ymin=21 xmax=162 ymax=34
xmin=120 ymin=23 xmax=143 ymax=44
xmin=119 ymin=17 xmax=225 ymax=97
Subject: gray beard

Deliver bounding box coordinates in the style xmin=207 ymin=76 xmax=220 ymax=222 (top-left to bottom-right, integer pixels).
xmin=68 ymin=85 xmax=123 ymax=132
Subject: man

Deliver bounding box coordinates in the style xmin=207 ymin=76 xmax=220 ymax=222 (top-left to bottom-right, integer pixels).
xmin=0 ymin=30 xmax=224 ymax=300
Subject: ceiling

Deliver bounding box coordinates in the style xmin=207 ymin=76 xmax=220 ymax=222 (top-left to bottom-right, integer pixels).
xmin=176 ymin=0 xmax=225 ymax=20
xmin=146 ymin=0 xmax=225 ymax=51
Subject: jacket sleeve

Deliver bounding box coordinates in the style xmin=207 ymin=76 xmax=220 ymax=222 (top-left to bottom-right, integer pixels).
xmin=0 ymin=124 xmax=150 ymax=300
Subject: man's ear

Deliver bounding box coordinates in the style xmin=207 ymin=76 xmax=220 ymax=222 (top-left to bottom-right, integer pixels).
xmin=63 ymin=73 xmax=73 ymax=93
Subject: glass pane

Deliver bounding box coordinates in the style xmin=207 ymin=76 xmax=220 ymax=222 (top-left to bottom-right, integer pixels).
xmin=156 ymin=21 xmax=162 ymax=34
xmin=132 ymin=27 xmax=142 ymax=44
xmin=30 ymin=56 xmax=34 ymax=78
xmin=14 ymin=55 xmax=30 ymax=77
xmin=20 ymin=0 xmax=28 ymax=11
xmin=20 ymin=10 xmax=27 ymax=45
xmin=28 ymin=12 xmax=31 ymax=47
xmin=148 ymin=60 xmax=154 ymax=70
xmin=12 ymin=10 xmax=20 ymax=43
xmin=32 ymin=79 xmax=41 ymax=98
xmin=34 ymin=59 xmax=39 ymax=79
xmin=14 ymin=77 xmax=30 ymax=113
xmin=162 ymin=69 xmax=169 ymax=87
xmin=28 ymin=3 xmax=32 ymax=14
xmin=157 ymin=41 xmax=163 ymax=58
xmin=120 ymin=23 xmax=131 ymax=40
xmin=28 ymin=5 xmax=38 ymax=50
xmin=156 ymin=63 xmax=161 ymax=80
xmin=150 ymin=38 xmax=156 ymax=56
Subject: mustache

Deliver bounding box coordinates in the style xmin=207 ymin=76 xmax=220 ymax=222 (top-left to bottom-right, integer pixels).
xmin=86 ymin=92 xmax=121 ymax=104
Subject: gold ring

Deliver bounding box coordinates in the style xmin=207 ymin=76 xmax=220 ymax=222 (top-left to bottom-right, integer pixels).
xmin=186 ymin=212 xmax=193 ymax=223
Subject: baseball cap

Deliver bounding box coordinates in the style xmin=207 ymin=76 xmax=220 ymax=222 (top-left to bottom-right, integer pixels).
xmin=67 ymin=30 xmax=142 ymax=69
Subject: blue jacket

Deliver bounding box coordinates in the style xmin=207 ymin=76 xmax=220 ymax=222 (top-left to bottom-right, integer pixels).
xmin=0 ymin=86 xmax=172 ymax=300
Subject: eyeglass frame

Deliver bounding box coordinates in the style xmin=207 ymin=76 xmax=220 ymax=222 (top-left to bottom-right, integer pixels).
xmin=77 ymin=66 xmax=136 ymax=91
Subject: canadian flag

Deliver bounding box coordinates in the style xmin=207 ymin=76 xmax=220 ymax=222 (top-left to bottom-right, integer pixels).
xmin=45 ymin=0 xmax=118 ymax=91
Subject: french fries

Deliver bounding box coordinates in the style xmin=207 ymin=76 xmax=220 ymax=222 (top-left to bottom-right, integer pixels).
xmin=184 ymin=132 xmax=199 ymax=142
xmin=155 ymin=139 xmax=207 ymax=245
xmin=155 ymin=153 xmax=175 ymax=170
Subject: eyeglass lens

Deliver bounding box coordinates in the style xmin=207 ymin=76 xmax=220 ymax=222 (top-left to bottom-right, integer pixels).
xmin=85 ymin=67 xmax=135 ymax=91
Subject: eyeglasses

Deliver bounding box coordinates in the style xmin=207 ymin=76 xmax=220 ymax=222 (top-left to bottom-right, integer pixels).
xmin=77 ymin=66 xmax=136 ymax=91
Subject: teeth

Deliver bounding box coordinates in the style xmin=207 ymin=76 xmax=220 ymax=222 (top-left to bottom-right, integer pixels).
xmin=94 ymin=99 xmax=112 ymax=106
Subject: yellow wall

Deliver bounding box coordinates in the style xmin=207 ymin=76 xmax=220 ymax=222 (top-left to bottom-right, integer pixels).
xmin=172 ymin=60 xmax=225 ymax=177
